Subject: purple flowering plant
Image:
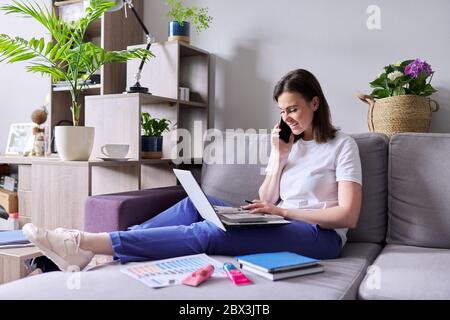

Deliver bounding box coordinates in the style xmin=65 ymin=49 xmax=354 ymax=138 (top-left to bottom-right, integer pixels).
xmin=370 ymin=58 xmax=437 ymax=99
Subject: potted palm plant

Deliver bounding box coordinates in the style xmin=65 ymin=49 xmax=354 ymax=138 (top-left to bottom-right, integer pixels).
xmin=141 ymin=112 xmax=172 ymax=159
xmin=166 ymin=0 xmax=213 ymax=44
xmin=0 ymin=0 xmax=152 ymax=160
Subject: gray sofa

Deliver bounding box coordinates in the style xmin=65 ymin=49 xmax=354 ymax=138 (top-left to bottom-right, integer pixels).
xmin=0 ymin=132 xmax=449 ymax=299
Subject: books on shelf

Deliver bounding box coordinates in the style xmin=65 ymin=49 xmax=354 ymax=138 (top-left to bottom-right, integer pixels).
xmin=236 ymin=251 xmax=324 ymax=281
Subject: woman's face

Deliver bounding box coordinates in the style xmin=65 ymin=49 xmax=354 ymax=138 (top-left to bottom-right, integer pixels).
xmin=277 ymin=91 xmax=319 ymax=137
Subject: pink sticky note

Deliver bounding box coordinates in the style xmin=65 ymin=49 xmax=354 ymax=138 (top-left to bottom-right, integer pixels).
xmin=182 ymin=264 xmax=215 ymax=287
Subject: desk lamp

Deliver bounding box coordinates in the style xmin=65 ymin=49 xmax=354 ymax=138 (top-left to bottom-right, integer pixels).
xmin=109 ymin=0 xmax=154 ymax=94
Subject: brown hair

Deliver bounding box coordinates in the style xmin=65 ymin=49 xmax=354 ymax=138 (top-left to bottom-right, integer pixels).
xmin=273 ymin=69 xmax=338 ymax=143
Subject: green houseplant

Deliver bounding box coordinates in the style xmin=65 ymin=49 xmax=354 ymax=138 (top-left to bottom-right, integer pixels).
xmin=0 ymin=0 xmax=152 ymax=160
xmin=166 ymin=0 xmax=213 ymax=44
xmin=357 ymin=58 xmax=439 ymax=137
xmin=369 ymin=58 xmax=437 ymax=98
xmin=141 ymin=112 xmax=172 ymax=159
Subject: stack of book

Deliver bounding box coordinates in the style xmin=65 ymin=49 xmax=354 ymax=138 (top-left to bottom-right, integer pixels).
xmin=0 ymin=230 xmax=33 ymax=249
xmin=236 ymin=251 xmax=324 ymax=281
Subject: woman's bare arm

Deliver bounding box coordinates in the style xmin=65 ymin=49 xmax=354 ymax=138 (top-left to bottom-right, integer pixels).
xmin=247 ymin=181 xmax=362 ymax=229
xmin=258 ymin=157 xmax=286 ymax=204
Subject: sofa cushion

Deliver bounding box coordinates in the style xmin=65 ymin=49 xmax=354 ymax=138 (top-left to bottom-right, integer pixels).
xmin=387 ymin=133 xmax=450 ymax=248
xmin=0 ymin=243 xmax=381 ymax=300
xmin=202 ymin=132 xmax=388 ymax=244
xmin=84 ymin=186 xmax=187 ymax=232
xmin=346 ymin=133 xmax=389 ymax=244
xmin=358 ymin=244 xmax=450 ymax=299
xmin=201 ymin=133 xmax=269 ymax=207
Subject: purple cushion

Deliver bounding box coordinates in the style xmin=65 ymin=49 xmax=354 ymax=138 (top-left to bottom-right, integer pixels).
xmin=84 ymin=186 xmax=186 ymax=232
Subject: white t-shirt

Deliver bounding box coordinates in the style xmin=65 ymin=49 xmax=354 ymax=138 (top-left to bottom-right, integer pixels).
xmin=265 ymin=132 xmax=362 ymax=247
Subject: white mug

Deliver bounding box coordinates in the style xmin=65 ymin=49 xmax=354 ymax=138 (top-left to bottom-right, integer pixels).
xmin=101 ymin=144 xmax=129 ymax=158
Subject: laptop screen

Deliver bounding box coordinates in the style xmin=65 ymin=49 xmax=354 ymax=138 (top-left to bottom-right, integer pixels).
xmin=173 ymin=169 xmax=226 ymax=231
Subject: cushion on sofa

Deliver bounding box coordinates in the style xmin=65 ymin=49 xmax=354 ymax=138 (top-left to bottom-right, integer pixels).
xmin=358 ymin=244 xmax=450 ymax=300
xmin=201 ymin=133 xmax=269 ymax=207
xmin=387 ymin=133 xmax=450 ymax=248
xmin=84 ymin=186 xmax=187 ymax=232
xmin=0 ymin=243 xmax=381 ymax=300
xmin=202 ymin=132 xmax=389 ymax=244
xmin=346 ymin=133 xmax=389 ymax=244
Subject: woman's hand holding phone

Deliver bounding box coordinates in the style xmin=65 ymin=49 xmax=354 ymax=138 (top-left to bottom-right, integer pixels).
xmin=271 ymin=122 xmax=294 ymax=165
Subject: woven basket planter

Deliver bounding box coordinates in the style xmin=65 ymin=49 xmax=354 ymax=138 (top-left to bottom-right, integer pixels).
xmin=357 ymin=93 xmax=439 ymax=138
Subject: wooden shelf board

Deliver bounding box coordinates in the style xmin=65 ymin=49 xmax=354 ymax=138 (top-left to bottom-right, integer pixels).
xmin=86 ymin=92 xmax=178 ymax=105
xmin=85 ymin=93 xmax=203 ymax=107
xmin=0 ymin=246 xmax=41 ymax=259
xmin=53 ymin=84 xmax=101 ymax=92
xmin=54 ymin=0 xmax=83 ymax=7
xmin=179 ymin=100 xmax=207 ymax=108
xmin=179 ymin=41 xmax=210 ymax=57
xmin=139 ymin=94 xmax=178 ymax=105
xmin=88 ymin=160 xmax=140 ymax=167
xmin=140 ymin=158 xmax=203 ymax=165
xmin=0 ymin=155 xmax=60 ymax=165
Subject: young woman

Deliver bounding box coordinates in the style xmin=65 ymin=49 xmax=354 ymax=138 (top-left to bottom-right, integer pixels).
xmin=23 ymin=69 xmax=362 ymax=272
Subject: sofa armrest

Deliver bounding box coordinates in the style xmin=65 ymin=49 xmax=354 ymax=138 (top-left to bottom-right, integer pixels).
xmin=84 ymin=186 xmax=187 ymax=232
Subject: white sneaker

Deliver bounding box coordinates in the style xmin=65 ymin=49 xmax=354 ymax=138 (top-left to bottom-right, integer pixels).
xmin=22 ymin=223 xmax=94 ymax=272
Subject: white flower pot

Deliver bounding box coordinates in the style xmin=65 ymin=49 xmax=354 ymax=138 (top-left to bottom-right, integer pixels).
xmin=55 ymin=126 xmax=95 ymax=161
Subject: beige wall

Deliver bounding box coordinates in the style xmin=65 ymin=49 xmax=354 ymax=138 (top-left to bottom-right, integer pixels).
xmin=145 ymin=0 xmax=450 ymax=134
xmin=0 ymin=0 xmax=51 ymax=153
xmin=1 ymin=0 xmax=449 ymax=154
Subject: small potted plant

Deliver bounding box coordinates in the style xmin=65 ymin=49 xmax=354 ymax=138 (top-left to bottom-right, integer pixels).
xmin=166 ymin=0 xmax=213 ymax=44
xmin=141 ymin=112 xmax=172 ymax=159
xmin=0 ymin=0 xmax=151 ymax=160
xmin=357 ymin=58 xmax=439 ymax=137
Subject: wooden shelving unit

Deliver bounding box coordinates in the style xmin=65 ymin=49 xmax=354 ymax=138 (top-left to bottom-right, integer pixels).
xmin=0 ymin=38 xmax=212 ymax=230
xmin=86 ymin=40 xmax=210 ymax=188
xmin=49 ymin=0 xmax=144 ymax=131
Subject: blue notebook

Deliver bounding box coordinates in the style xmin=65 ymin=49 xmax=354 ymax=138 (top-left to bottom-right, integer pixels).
xmin=236 ymin=251 xmax=320 ymax=273
xmin=0 ymin=230 xmax=30 ymax=246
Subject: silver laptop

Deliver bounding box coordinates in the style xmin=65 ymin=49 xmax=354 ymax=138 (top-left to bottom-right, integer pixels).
xmin=173 ymin=169 xmax=290 ymax=231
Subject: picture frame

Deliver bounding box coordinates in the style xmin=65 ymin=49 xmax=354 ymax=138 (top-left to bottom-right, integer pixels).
xmin=5 ymin=123 xmax=35 ymax=156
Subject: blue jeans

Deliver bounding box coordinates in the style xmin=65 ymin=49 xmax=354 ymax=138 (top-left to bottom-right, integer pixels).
xmin=109 ymin=196 xmax=342 ymax=263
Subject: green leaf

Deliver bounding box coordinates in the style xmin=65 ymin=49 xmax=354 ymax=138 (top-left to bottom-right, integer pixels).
xmin=409 ymin=72 xmax=428 ymax=94
xmin=8 ymin=52 xmax=36 ymax=62
xmin=420 ymin=84 xmax=438 ymax=96
xmin=400 ymin=59 xmax=414 ymax=68
xmin=393 ymin=87 xmax=406 ymax=96
xmin=27 ymin=63 xmax=65 ymax=80
xmin=371 ymin=88 xmax=390 ymax=99
xmin=48 ymin=42 xmax=60 ymax=60
xmin=29 ymin=37 xmax=36 ymax=50
xmin=44 ymin=42 xmax=54 ymax=56
xmin=384 ymin=65 xmax=395 ymax=74
xmin=54 ymin=42 xmax=71 ymax=61
xmin=370 ymin=76 xmax=387 ymax=89
xmin=38 ymin=38 xmax=44 ymax=53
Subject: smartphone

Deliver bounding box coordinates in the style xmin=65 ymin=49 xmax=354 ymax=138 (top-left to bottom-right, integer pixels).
xmin=279 ymin=118 xmax=292 ymax=143
xmin=279 ymin=118 xmax=301 ymax=143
